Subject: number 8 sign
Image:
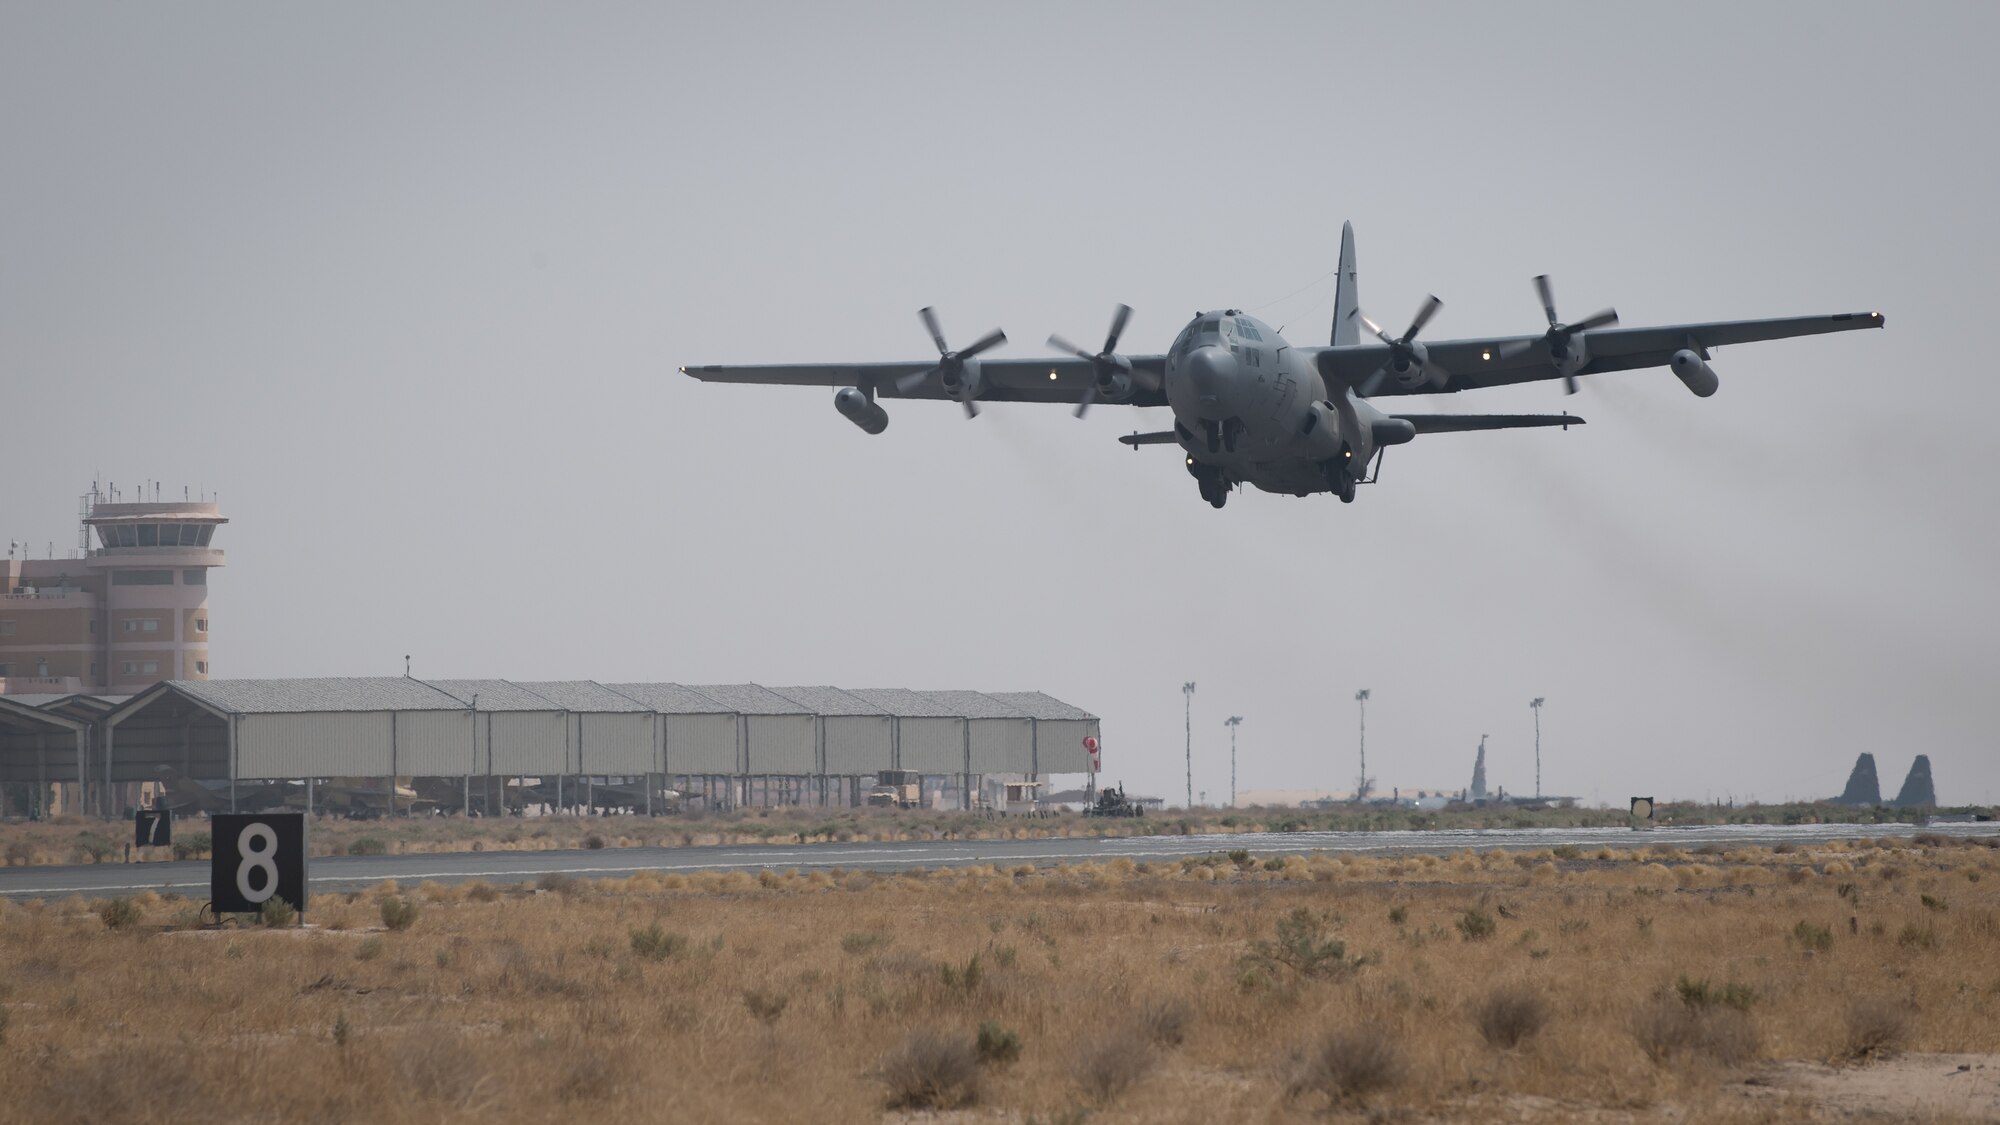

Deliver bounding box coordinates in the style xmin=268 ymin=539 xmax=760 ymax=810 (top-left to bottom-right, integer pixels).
xmin=211 ymin=813 xmax=308 ymax=916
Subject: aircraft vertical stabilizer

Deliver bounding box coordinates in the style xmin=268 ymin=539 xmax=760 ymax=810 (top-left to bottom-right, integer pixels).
xmin=1331 ymin=221 xmax=1360 ymax=346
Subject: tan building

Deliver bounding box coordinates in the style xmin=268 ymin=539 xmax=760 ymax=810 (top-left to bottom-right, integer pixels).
xmin=1 ymin=486 xmax=225 ymax=695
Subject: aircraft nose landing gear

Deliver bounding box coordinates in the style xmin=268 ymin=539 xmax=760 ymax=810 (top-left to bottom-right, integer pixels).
xmin=1188 ymin=458 xmax=1228 ymax=508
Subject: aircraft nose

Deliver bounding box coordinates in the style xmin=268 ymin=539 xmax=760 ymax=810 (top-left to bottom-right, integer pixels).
xmin=1179 ymin=345 xmax=1238 ymax=414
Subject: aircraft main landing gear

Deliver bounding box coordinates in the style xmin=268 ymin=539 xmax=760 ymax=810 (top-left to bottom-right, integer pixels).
xmin=1199 ymin=478 xmax=1228 ymax=508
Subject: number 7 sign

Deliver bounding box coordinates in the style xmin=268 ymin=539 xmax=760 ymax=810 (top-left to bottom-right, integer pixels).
xmin=210 ymin=813 xmax=308 ymax=916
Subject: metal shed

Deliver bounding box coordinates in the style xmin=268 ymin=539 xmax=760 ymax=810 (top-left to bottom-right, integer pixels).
xmin=925 ymin=690 xmax=1036 ymax=775
xmin=687 ymin=684 xmax=818 ymax=776
xmin=848 ymin=688 xmax=967 ymax=773
xmin=0 ymin=695 xmax=88 ymax=817
xmin=987 ymin=691 xmax=1102 ymax=774
xmin=769 ymin=685 xmax=892 ymax=777
xmin=515 ymin=681 xmax=655 ymax=776
xmin=426 ymin=679 xmax=568 ymax=777
xmin=603 ymin=683 xmax=738 ymax=775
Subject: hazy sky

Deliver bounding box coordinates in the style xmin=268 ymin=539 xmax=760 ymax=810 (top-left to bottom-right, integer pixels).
xmin=5 ymin=2 xmax=1995 ymax=806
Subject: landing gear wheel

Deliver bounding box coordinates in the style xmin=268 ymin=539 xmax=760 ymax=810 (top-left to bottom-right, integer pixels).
xmin=1338 ymin=480 xmax=1356 ymax=504
xmin=1199 ymin=478 xmax=1228 ymax=508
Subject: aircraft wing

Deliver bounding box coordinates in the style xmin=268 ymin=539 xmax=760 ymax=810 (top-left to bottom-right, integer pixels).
xmin=1312 ymin=311 xmax=1884 ymax=395
xmin=681 ymin=356 xmax=1170 ymax=407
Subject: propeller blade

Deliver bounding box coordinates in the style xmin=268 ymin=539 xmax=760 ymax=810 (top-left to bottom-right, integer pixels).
xmin=1102 ymin=303 xmax=1132 ymax=354
xmin=1359 ymin=366 xmax=1390 ymax=397
xmin=1073 ymin=386 xmax=1097 ymax=419
xmin=919 ymin=307 xmax=949 ymax=355
xmin=1046 ymin=333 xmax=1095 ymax=361
xmin=1358 ymin=313 xmax=1396 ymax=347
xmin=957 ymin=328 xmax=1007 ymax=359
xmin=1495 ymin=339 xmax=1538 ymax=361
xmin=1533 ymin=275 xmax=1557 ymax=327
xmin=963 ymin=398 xmax=979 ymax=419
xmin=1403 ymin=295 xmax=1442 ymax=341
xmin=895 ymin=366 xmax=938 ymax=394
xmin=1562 ymin=373 xmax=1578 ymax=395
xmin=1569 ymin=308 xmax=1619 ymax=333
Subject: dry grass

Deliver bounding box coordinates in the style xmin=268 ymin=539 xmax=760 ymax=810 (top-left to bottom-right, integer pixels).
xmin=1 ymin=839 xmax=1998 ymax=1121
xmin=1474 ymin=984 xmax=1551 ymax=1050
xmin=878 ymin=1029 xmax=980 ymax=1110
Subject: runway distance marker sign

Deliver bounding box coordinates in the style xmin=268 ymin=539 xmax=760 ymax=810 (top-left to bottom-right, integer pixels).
xmin=210 ymin=812 xmax=308 ymax=916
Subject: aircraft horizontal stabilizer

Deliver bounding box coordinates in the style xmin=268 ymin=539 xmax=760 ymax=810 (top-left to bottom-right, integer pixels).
xmin=1392 ymin=413 xmax=1584 ymax=433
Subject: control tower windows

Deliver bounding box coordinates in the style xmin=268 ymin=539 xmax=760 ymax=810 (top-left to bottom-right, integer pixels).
xmin=195 ymin=619 xmax=208 ymax=632
xmin=94 ymin=523 xmax=219 ymax=549
xmin=183 ymin=569 xmax=206 ymax=585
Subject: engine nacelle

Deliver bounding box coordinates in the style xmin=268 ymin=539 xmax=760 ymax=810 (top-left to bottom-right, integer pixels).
xmin=1094 ymin=364 xmax=1135 ymax=404
xmin=939 ymin=357 xmax=983 ymax=404
xmin=1669 ymin=349 xmax=1720 ymax=397
xmin=834 ymin=387 xmax=889 ymax=434
xmin=1389 ymin=341 xmax=1433 ymax=389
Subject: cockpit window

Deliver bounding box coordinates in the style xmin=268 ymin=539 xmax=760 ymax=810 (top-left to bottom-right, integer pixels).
xmin=1237 ymin=322 xmax=1263 ymax=342
xmin=1199 ymin=318 xmax=1219 ymax=334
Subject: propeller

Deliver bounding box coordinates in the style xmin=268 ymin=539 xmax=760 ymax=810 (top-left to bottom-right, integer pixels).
xmin=1356 ymin=295 xmax=1446 ymax=397
xmin=1047 ymin=303 xmax=1141 ymax=418
xmin=895 ymin=306 xmax=1006 ymax=418
xmin=1495 ymin=275 xmax=1618 ymax=394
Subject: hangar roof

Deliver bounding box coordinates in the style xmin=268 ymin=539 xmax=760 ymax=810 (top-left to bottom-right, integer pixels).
xmin=686 ymin=683 xmax=810 ymax=715
xmin=426 ymin=680 xmax=565 ymax=712
xmin=849 ymin=688 xmax=964 ymax=718
xmin=515 ymin=681 xmax=650 ymax=713
xmin=171 ymin=677 xmax=468 ymax=714
xmin=923 ymin=690 xmax=1030 ymax=720
xmin=987 ymin=691 xmax=1098 ymax=721
xmin=0 ymin=695 xmax=86 ymax=731
xmin=604 ymin=683 xmax=732 ymax=714
xmin=766 ymin=685 xmax=885 ymax=716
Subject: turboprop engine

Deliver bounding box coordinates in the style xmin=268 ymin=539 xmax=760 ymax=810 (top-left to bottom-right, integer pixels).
xmin=1669 ymin=349 xmax=1720 ymax=397
xmin=834 ymin=387 xmax=889 ymax=434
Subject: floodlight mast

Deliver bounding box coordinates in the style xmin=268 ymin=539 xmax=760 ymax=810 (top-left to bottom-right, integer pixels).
xmin=1182 ymin=682 xmax=1196 ymax=809
xmin=1224 ymin=716 xmax=1243 ymax=807
xmin=1530 ymin=697 xmax=1546 ymax=799
xmin=1354 ymin=689 xmax=1370 ymax=802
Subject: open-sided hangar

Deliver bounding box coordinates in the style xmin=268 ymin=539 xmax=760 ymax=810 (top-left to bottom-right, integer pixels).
xmin=17 ymin=677 xmax=1099 ymax=816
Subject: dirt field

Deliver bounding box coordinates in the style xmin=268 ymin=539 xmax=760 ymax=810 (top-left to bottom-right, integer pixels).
xmin=4 ymin=836 xmax=1998 ymax=1122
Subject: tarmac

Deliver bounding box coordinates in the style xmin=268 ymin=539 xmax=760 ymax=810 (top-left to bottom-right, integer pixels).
xmin=2 ymin=819 xmax=1993 ymax=901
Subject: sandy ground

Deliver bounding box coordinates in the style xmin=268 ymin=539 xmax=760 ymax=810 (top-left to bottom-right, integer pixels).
xmin=1740 ymin=1053 xmax=2000 ymax=1122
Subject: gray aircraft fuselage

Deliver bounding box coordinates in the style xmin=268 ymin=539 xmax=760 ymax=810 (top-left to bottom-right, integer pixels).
xmin=1165 ymin=309 xmax=1395 ymax=498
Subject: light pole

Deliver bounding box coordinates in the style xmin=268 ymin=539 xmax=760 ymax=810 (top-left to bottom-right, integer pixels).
xmin=1182 ymin=682 xmax=1196 ymax=810
xmin=1224 ymin=716 xmax=1243 ymax=807
xmin=1529 ymin=697 xmax=1545 ymax=798
xmin=1353 ymin=689 xmax=1370 ymax=802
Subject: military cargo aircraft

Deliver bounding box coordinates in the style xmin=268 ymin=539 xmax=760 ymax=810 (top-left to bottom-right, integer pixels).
xmin=683 ymin=223 xmax=1882 ymax=508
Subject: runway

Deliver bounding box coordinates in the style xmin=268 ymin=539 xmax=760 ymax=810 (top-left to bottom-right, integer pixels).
xmin=1 ymin=819 xmax=1991 ymax=901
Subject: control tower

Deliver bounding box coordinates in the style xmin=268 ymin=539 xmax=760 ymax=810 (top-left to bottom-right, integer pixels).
xmin=0 ymin=483 xmax=226 ymax=693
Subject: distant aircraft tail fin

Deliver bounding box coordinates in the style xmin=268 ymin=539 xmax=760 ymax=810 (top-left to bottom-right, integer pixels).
xmin=1331 ymin=220 xmax=1360 ymax=346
